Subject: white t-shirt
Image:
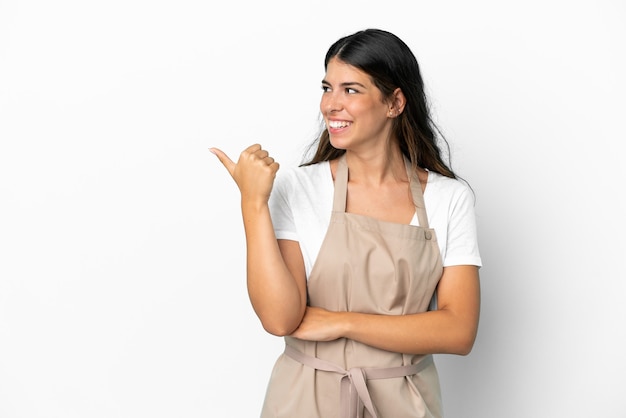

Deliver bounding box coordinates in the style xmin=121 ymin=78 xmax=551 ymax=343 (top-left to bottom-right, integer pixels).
xmin=268 ymin=161 xmax=482 ymax=278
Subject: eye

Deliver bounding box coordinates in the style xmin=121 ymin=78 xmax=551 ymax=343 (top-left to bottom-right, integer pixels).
xmin=345 ymin=87 xmax=358 ymax=94
xmin=321 ymin=85 xmax=331 ymax=93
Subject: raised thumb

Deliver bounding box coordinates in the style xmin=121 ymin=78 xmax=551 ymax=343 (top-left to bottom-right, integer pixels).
xmin=209 ymin=147 xmax=236 ymax=177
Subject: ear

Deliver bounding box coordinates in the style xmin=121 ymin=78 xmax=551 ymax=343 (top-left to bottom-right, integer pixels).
xmin=387 ymin=88 xmax=406 ymax=117
xmin=391 ymin=88 xmax=406 ymax=115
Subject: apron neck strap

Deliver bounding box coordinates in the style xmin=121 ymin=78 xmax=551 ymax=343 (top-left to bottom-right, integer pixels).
xmin=405 ymin=157 xmax=430 ymax=229
xmin=333 ymin=154 xmax=349 ymax=212
xmin=332 ymin=153 xmax=430 ymax=228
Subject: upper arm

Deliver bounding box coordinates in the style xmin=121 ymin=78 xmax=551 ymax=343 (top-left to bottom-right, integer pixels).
xmin=436 ymin=265 xmax=481 ymax=344
xmin=277 ymin=239 xmax=308 ymax=307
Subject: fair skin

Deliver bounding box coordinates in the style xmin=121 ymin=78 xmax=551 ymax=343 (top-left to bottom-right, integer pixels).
xmin=211 ymin=57 xmax=480 ymax=355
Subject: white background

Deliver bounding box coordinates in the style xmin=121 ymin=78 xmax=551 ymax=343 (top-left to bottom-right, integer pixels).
xmin=1 ymin=0 xmax=625 ymax=417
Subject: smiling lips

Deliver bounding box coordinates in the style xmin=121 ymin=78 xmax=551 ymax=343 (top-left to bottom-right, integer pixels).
xmin=328 ymin=120 xmax=352 ymax=129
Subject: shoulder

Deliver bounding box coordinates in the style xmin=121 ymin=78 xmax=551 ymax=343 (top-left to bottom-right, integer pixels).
xmin=427 ymin=172 xmax=474 ymax=197
xmin=274 ymin=161 xmax=332 ymax=193
xmin=425 ymin=172 xmax=476 ymax=213
xmin=269 ymin=161 xmax=334 ymax=234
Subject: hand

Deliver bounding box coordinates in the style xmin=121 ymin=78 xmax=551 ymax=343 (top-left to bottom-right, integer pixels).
xmin=289 ymin=306 xmax=346 ymax=342
xmin=210 ymin=144 xmax=280 ymax=205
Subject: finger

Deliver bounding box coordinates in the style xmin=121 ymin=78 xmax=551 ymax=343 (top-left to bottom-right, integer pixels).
xmin=244 ymin=143 xmax=262 ymax=153
xmin=255 ymin=150 xmax=269 ymax=159
xmin=209 ymin=147 xmax=236 ymax=176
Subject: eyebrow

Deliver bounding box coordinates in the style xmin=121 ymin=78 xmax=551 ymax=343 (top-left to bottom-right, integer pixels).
xmin=321 ymin=79 xmax=367 ymax=89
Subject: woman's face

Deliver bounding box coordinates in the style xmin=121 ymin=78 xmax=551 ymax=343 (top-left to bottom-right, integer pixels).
xmin=320 ymin=58 xmax=393 ymax=153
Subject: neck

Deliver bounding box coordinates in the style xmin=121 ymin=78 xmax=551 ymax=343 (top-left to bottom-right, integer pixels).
xmin=344 ymin=146 xmax=407 ymax=186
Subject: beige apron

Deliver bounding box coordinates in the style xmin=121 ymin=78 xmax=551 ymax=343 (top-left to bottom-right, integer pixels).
xmin=261 ymin=154 xmax=444 ymax=418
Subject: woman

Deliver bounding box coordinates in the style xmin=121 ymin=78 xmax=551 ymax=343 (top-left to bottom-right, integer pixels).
xmin=211 ymin=28 xmax=481 ymax=418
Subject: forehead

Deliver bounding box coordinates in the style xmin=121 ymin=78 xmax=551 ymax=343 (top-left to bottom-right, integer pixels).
xmin=323 ymin=58 xmax=374 ymax=86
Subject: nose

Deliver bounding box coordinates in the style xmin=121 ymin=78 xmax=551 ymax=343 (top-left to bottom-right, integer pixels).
xmin=321 ymin=91 xmax=342 ymax=115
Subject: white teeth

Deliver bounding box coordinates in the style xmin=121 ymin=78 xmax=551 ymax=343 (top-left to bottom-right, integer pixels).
xmin=329 ymin=121 xmax=351 ymax=128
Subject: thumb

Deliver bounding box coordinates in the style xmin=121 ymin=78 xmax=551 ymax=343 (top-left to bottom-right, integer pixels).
xmin=209 ymin=147 xmax=236 ymax=176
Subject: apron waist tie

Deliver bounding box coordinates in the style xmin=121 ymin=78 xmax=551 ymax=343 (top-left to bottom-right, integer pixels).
xmin=284 ymin=344 xmax=433 ymax=418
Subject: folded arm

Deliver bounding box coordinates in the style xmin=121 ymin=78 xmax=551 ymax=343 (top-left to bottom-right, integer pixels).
xmin=290 ymin=265 xmax=480 ymax=355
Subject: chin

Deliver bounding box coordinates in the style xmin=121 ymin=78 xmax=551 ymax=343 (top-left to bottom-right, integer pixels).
xmin=328 ymin=137 xmax=349 ymax=151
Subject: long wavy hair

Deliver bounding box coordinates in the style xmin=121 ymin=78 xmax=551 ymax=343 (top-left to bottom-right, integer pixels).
xmin=302 ymin=28 xmax=456 ymax=179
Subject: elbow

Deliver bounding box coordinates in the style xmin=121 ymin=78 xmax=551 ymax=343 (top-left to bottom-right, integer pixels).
xmin=262 ymin=323 xmax=296 ymax=337
xmin=252 ymin=301 xmax=306 ymax=337
xmin=450 ymin=330 xmax=477 ymax=356
xmin=454 ymin=341 xmax=474 ymax=356
xmin=259 ymin=316 xmax=302 ymax=337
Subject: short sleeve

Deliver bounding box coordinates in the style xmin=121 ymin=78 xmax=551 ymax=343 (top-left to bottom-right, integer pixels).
xmin=443 ymin=184 xmax=482 ymax=267
xmin=268 ymin=169 xmax=299 ymax=242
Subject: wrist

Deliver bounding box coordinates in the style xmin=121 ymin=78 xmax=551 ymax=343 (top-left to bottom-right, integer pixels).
xmin=240 ymin=197 xmax=270 ymax=213
xmin=338 ymin=311 xmax=355 ymax=339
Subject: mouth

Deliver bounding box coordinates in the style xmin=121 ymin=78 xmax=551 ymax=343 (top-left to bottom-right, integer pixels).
xmin=327 ymin=120 xmax=352 ymax=129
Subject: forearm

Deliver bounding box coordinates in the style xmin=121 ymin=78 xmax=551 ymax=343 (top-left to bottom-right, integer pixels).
xmin=341 ymin=265 xmax=480 ymax=355
xmin=242 ymin=200 xmax=306 ymax=336
xmin=341 ymin=308 xmax=478 ymax=355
